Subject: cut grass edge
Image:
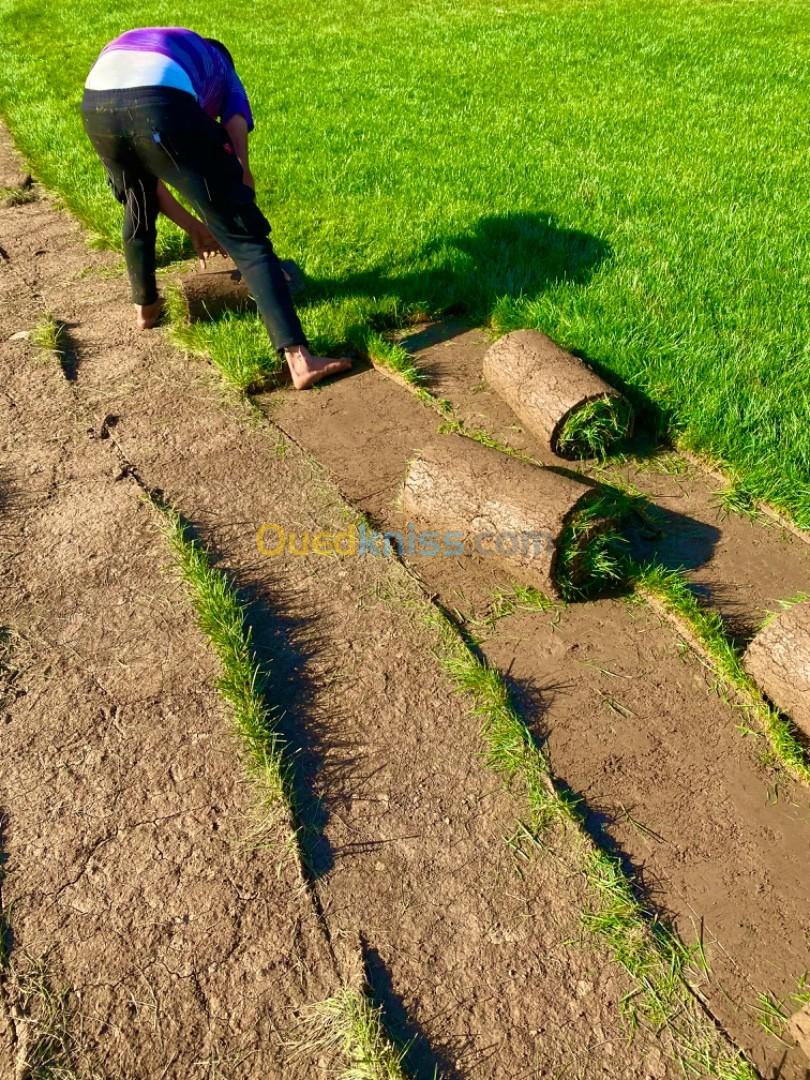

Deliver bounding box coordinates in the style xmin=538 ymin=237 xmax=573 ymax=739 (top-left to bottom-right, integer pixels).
xmin=630 ymin=561 xmax=810 ymax=787
xmin=151 ymin=496 xmax=303 ymax=851
xmin=555 ymin=394 xmax=634 ymax=460
xmin=163 ymin=284 xmax=280 ymax=394
xmin=293 ymin=984 xmax=413 ymax=1080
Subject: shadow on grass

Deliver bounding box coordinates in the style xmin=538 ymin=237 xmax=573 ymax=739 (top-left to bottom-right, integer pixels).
xmin=306 ymin=211 xmax=612 ymax=321
xmin=299 ymin=212 xmax=680 ymax=452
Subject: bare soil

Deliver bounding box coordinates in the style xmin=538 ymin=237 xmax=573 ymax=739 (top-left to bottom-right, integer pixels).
xmin=0 ymin=124 xmax=693 ymax=1079
xmin=272 ymin=324 xmax=810 ymax=1078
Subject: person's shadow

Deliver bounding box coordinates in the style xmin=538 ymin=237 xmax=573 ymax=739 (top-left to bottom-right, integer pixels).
xmin=301 ymin=210 xmax=612 ymax=326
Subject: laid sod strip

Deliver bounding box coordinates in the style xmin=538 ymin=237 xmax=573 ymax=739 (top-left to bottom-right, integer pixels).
xmin=295 ymin=987 xmax=412 ymax=1080
xmin=415 ymin=598 xmax=757 ymax=1079
xmin=483 ymin=330 xmax=633 ymax=459
xmin=154 ymin=501 xmax=297 ymax=831
xmin=631 ymin=563 xmax=810 ymax=787
xmin=5 ymin=0 xmax=810 ymax=524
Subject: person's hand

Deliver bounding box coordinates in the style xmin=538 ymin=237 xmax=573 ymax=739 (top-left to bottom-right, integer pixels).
xmin=242 ymin=166 xmax=255 ymax=191
xmin=190 ymin=223 xmax=226 ymax=269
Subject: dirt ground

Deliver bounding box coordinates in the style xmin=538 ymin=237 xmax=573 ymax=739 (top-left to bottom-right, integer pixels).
xmin=0 ymin=124 xmax=712 ymax=1079
xmin=271 ymin=330 xmax=810 ymax=1078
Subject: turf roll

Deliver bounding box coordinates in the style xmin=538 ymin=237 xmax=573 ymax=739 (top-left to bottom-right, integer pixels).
xmin=177 ymin=260 xmax=303 ymax=322
xmin=178 ymin=266 xmax=255 ymax=322
xmin=483 ymin=330 xmax=632 ymax=458
xmin=400 ymin=434 xmax=624 ymax=599
xmin=743 ymin=599 xmax=810 ymax=738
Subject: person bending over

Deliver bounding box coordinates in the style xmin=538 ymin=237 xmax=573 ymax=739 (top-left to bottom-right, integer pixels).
xmin=82 ymin=26 xmax=350 ymax=389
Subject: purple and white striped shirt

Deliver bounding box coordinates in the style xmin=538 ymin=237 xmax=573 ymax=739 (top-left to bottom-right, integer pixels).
xmin=87 ymin=27 xmax=254 ymax=130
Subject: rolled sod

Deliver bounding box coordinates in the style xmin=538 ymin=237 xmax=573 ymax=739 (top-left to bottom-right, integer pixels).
xmin=401 ymin=434 xmax=623 ymax=599
xmin=483 ymin=329 xmax=633 ymax=458
xmin=744 ymin=599 xmax=810 ymax=738
xmin=178 ymin=260 xmax=303 ymax=322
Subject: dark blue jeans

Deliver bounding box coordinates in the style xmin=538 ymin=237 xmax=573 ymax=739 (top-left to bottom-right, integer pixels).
xmin=81 ymin=86 xmax=307 ymax=352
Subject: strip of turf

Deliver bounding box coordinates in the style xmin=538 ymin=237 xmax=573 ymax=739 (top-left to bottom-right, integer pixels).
xmin=407 ymin=593 xmax=758 ymax=1079
xmin=1 ymin=0 xmax=808 ymax=523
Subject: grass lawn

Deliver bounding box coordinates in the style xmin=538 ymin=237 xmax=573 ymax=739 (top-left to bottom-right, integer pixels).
xmin=1 ymin=0 xmax=808 ymax=524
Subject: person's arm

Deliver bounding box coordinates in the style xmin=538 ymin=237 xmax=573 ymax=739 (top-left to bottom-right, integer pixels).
xmin=155 ymin=182 xmax=225 ymax=267
xmin=223 ymin=113 xmax=253 ymax=190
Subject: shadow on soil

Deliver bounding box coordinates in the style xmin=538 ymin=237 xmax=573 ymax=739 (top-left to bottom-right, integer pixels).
xmin=364 ymin=941 xmax=461 ymax=1080
xmin=0 ymin=810 xmax=13 ymax=960
xmin=239 ymin=588 xmax=335 ymax=878
xmin=41 ymin=320 xmax=81 ymax=382
xmin=624 ymin=501 xmax=722 ymax=576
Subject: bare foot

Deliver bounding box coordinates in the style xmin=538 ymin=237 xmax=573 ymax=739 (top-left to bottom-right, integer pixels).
xmin=284 ymin=345 xmax=352 ymax=390
xmin=135 ymin=298 xmax=164 ymax=330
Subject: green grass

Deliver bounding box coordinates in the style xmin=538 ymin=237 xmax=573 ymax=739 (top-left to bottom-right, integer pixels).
xmin=556 ymin=488 xmax=631 ymax=600
xmin=30 ymin=314 xmax=65 ymax=356
xmin=296 ymin=987 xmax=412 ymax=1080
xmin=156 ymin=501 xmax=298 ymax=834
xmin=0 ymin=181 xmax=35 ymax=206
xmin=164 ymin=285 xmax=280 ymax=392
xmin=754 ymin=991 xmax=788 ymax=1041
xmin=555 ymin=395 xmax=634 ymax=459
xmin=0 ymin=0 xmax=808 ymax=523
